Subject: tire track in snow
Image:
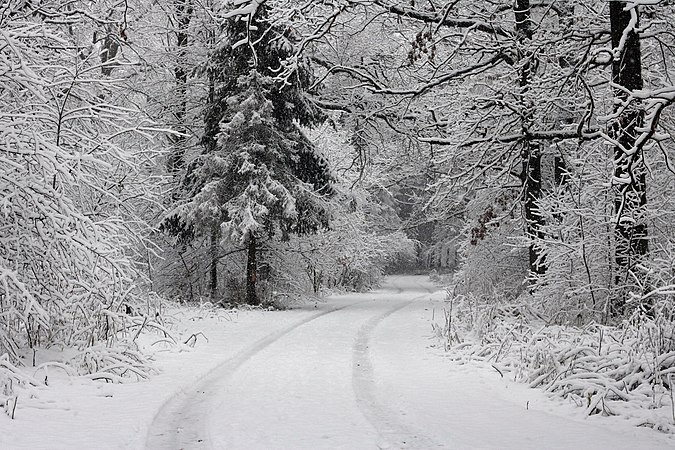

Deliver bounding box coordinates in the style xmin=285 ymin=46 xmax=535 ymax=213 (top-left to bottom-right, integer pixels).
xmin=352 ymin=284 xmax=443 ymax=449
xmin=145 ymin=301 xmax=361 ymax=450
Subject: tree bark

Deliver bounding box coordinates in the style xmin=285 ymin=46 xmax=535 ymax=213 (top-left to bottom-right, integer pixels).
xmin=98 ymin=25 xmax=120 ymax=76
xmin=209 ymin=225 xmax=219 ymax=300
xmin=246 ymin=233 xmax=259 ymax=306
xmin=523 ymin=145 xmax=545 ymax=274
xmin=609 ymin=2 xmax=648 ymax=312
xmin=167 ymin=0 xmax=193 ymax=175
xmin=515 ymin=0 xmax=545 ymax=275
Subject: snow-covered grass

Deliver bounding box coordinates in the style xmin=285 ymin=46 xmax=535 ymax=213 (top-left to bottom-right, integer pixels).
xmin=0 ymin=299 xmax=317 ymax=449
xmin=433 ymin=291 xmax=675 ymax=433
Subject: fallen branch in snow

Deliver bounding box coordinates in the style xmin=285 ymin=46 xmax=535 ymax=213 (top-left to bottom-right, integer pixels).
xmin=10 ymin=395 xmax=17 ymax=419
xmin=184 ymin=332 xmax=208 ymax=347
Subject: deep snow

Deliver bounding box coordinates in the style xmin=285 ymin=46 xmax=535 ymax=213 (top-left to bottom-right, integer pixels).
xmin=2 ymin=276 xmax=673 ymax=449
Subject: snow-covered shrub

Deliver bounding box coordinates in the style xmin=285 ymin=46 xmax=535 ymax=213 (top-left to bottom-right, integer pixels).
xmin=436 ymin=293 xmax=675 ymax=432
xmin=453 ymin=188 xmax=529 ymax=301
xmin=528 ymin=135 xmax=675 ymax=322
xmin=0 ymin=4 xmax=162 ymax=395
xmin=74 ymin=344 xmax=156 ymax=384
xmin=527 ymin=146 xmax=616 ymax=322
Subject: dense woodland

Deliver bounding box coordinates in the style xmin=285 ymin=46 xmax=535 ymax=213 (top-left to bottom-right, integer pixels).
xmin=2 ymin=0 xmax=675 ymax=429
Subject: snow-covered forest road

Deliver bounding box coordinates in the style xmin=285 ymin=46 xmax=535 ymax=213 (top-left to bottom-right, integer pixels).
xmin=4 ymin=276 xmax=673 ymax=449
xmin=143 ymin=276 xmax=671 ymax=450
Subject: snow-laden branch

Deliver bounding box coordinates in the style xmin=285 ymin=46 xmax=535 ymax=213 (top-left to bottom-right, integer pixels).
xmin=313 ymin=52 xmax=507 ymax=99
xmin=372 ymin=0 xmax=509 ymax=38
xmin=420 ymin=128 xmax=602 ymax=147
xmin=602 ymin=85 xmax=675 ymax=158
xmin=372 ymin=53 xmax=508 ymax=97
xmin=612 ymin=4 xmax=640 ymax=60
xmin=223 ymin=0 xmax=265 ymax=18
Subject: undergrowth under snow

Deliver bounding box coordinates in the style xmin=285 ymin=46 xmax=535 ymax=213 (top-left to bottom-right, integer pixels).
xmin=433 ymin=292 xmax=675 ymax=434
xmin=0 ymin=299 xmax=245 ymax=419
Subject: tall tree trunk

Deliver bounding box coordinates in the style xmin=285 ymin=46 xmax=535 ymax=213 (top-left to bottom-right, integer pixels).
xmin=515 ymin=0 xmax=545 ymax=275
xmin=209 ymin=225 xmax=219 ymax=300
xmin=523 ymin=145 xmax=544 ymax=274
xmin=246 ymin=234 xmax=259 ymax=306
xmin=609 ymin=2 xmax=648 ymax=312
xmin=167 ymin=0 xmax=193 ymax=175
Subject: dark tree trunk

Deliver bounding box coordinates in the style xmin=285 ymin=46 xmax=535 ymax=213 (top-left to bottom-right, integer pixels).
xmin=246 ymin=234 xmax=259 ymax=306
xmin=609 ymin=2 xmax=648 ymax=312
xmin=515 ymin=0 xmax=545 ymax=275
xmin=523 ymin=145 xmax=545 ymax=274
xmin=100 ymin=36 xmax=119 ymax=76
xmin=167 ymin=0 xmax=193 ymax=175
xmin=209 ymin=225 xmax=219 ymax=299
xmin=98 ymin=25 xmax=120 ymax=76
xmin=553 ymin=156 xmax=568 ymax=187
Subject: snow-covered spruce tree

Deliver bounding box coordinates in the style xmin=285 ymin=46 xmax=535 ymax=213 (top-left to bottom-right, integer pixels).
xmin=164 ymin=1 xmax=332 ymax=305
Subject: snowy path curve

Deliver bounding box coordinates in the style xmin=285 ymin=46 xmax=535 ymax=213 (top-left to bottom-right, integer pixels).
xmin=145 ymin=277 xmax=440 ymax=450
xmin=145 ymin=301 xmax=361 ymax=449
xmin=352 ymin=283 xmax=442 ymax=449
xmin=145 ymin=276 xmax=673 ymax=450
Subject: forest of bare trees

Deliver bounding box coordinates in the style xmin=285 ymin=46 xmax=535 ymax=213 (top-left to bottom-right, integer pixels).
xmin=2 ymin=0 xmax=675 ymax=430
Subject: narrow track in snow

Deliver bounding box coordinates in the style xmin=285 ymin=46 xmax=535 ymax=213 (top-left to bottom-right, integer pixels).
xmin=352 ymin=296 xmax=443 ymax=449
xmin=352 ymin=287 xmax=443 ymax=449
xmin=145 ymin=278 xmax=439 ymax=450
xmin=143 ymin=276 xmax=668 ymax=450
xmin=145 ymin=302 xmax=361 ymax=449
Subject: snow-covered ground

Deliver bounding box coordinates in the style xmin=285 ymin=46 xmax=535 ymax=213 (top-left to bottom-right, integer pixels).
xmin=2 ymin=276 xmax=673 ymax=449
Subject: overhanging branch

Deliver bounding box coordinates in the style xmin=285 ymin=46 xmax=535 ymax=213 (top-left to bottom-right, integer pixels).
xmin=373 ymin=0 xmax=510 ymax=38
xmin=419 ymin=128 xmax=602 ymax=146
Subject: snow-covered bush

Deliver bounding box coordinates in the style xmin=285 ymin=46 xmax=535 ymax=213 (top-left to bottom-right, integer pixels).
xmin=0 ymin=3 xmax=163 ymax=402
xmin=452 ymin=188 xmax=529 ymax=301
xmin=525 ymin=131 xmax=675 ymax=322
xmin=524 ymin=144 xmax=616 ymax=322
xmin=435 ymin=294 xmax=675 ymax=432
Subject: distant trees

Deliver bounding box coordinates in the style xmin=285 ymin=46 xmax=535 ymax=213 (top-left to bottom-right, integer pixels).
xmin=253 ymin=0 xmax=675 ymax=318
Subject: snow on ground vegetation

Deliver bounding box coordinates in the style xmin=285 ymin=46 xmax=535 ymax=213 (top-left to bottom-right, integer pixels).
xmin=0 ymin=301 xmax=308 ymax=449
xmin=432 ymin=288 xmax=675 ymax=435
xmin=2 ymin=276 xmax=674 ymax=449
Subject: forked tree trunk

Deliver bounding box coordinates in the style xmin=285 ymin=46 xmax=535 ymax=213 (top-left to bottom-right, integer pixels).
xmin=246 ymin=233 xmax=259 ymax=306
xmin=609 ymin=2 xmax=648 ymax=312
